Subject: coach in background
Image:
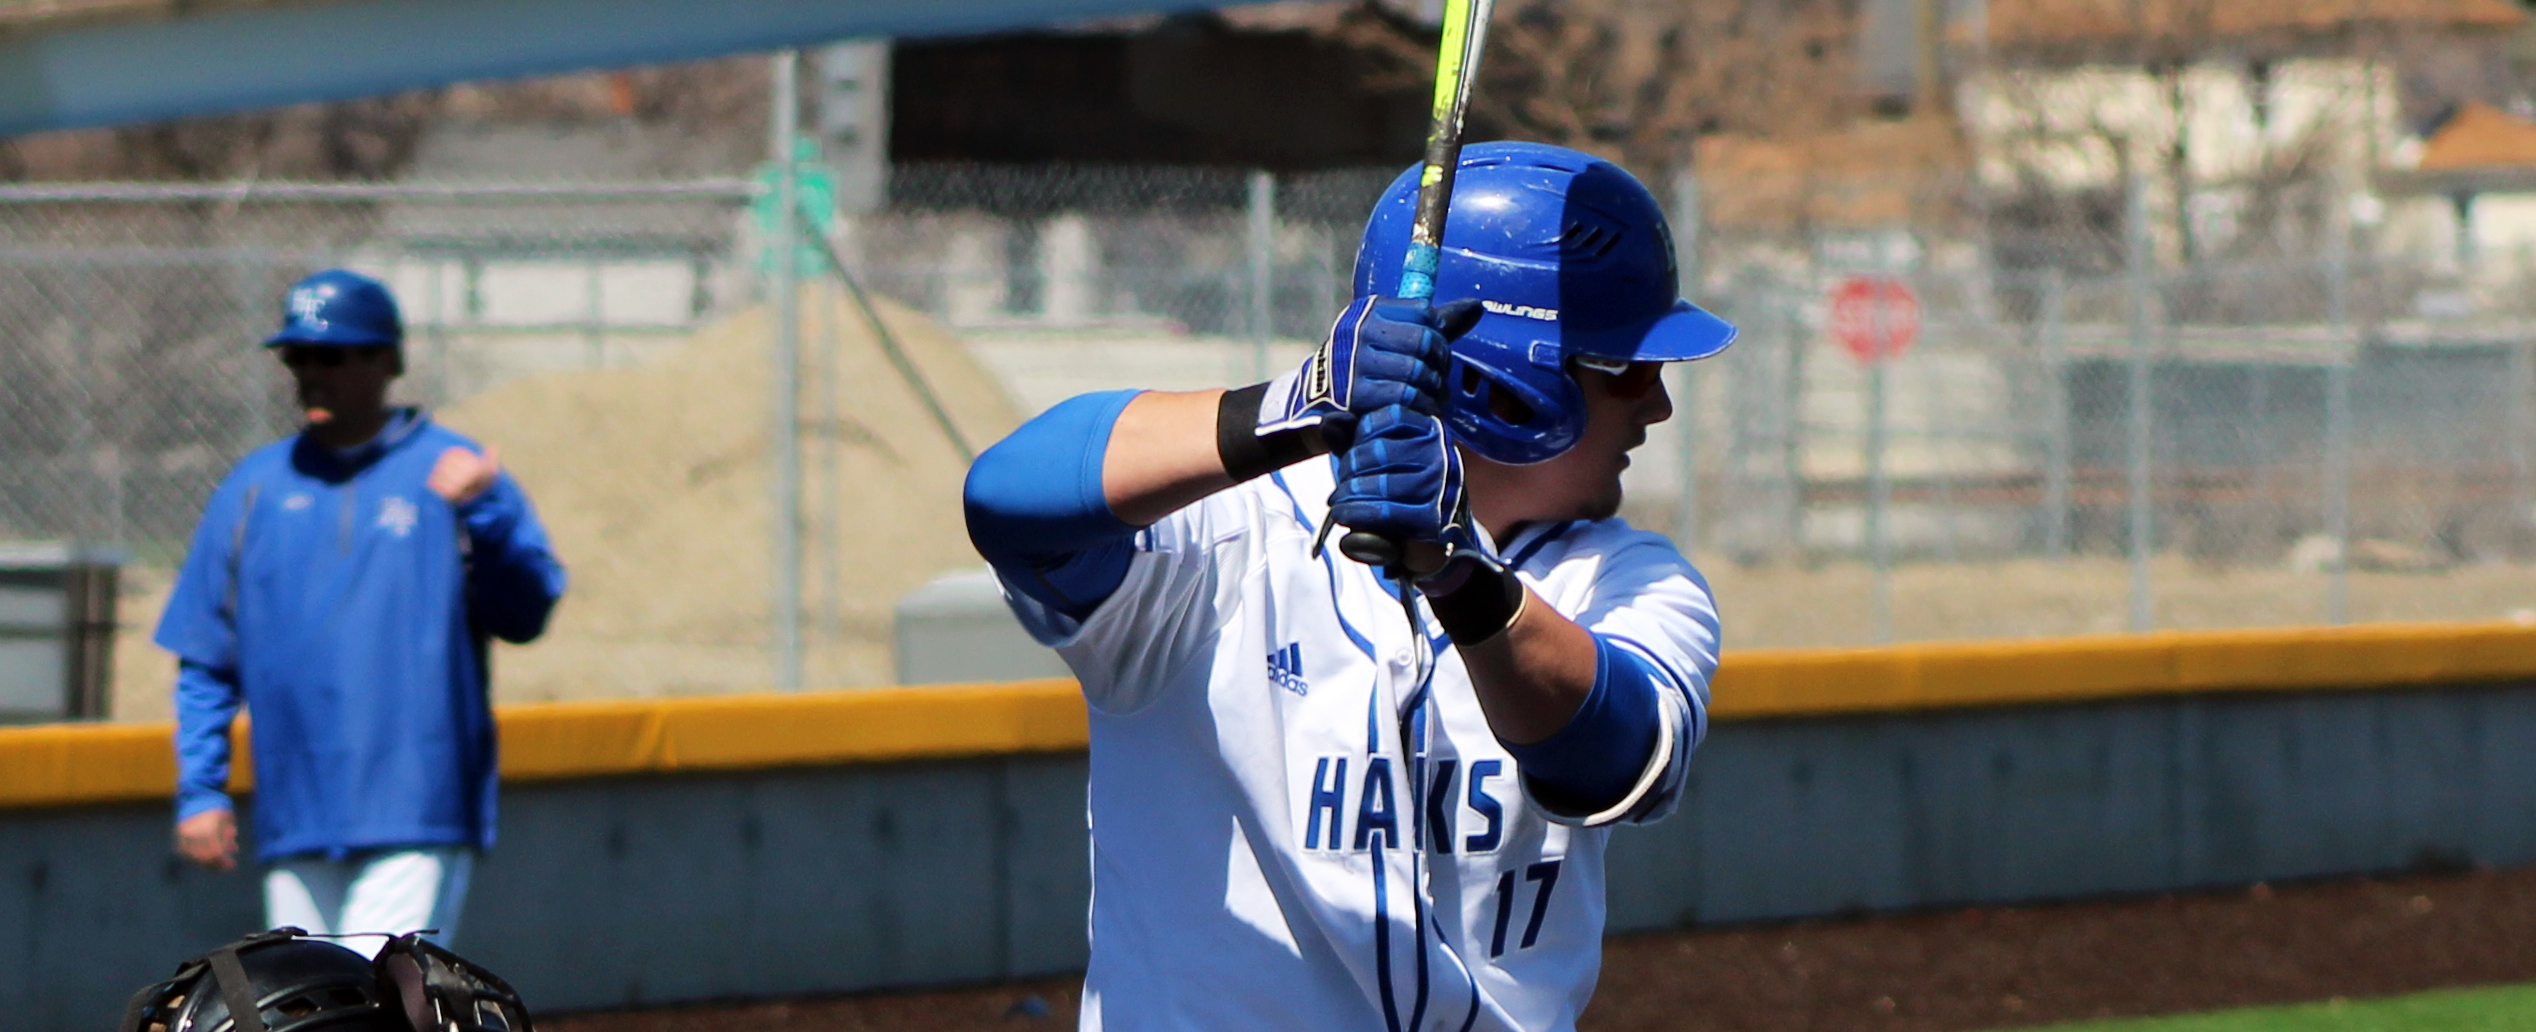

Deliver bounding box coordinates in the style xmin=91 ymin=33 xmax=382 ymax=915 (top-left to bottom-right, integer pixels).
xmin=157 ymin=268 xmax=566 ymax=956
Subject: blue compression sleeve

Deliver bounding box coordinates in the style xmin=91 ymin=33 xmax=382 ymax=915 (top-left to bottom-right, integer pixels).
xmin=173 ymin=659 xmax=242 ymax=821
xmin=1502 ymin=637 xmax=1664 ymax=815
xmin=964 ymin=389 xmax=1144 ymax=621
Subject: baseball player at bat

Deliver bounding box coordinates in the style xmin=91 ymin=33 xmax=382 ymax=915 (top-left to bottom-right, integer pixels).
xmin=964 ymin=142 xmax=1735 ymax=1032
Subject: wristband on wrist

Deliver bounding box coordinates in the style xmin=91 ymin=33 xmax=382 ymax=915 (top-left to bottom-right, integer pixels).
xmin=1218 ymin=383 xmax=1324 ymax=482
xmin=1426 ymin=560 xmax=1526 ymax=645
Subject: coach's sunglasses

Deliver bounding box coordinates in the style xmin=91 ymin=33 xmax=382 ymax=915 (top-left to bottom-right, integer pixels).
xmin=278 ymin=346 xmax=390 ymax=369
xmin=1570 ymin=354 xmax=1664 ymax=400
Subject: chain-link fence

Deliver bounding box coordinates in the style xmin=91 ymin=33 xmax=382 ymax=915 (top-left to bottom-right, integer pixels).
xmin=0 ymin=168 xmax=1401 ymax=717
xmin=0 ymin=181 xmax=754 ymax=558
xmin=1675 ymin=172 xmax=2536 ymax=648
xmin=5 ymin=162 xmax=2532 ymax=717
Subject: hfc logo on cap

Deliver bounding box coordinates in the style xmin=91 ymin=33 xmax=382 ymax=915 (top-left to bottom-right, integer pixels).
xmin=288 ymin=287 xmax=328 ymax=324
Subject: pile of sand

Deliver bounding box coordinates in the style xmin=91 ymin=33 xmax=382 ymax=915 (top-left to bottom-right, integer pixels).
xmin=435 ymin=285 xmax=1019 ymax=701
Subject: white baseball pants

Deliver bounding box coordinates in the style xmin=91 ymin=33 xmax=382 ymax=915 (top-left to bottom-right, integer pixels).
xmin=264 ymin=847 xmax=476 ymax=959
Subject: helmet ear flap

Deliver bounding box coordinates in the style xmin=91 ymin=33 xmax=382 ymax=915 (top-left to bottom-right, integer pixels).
xmin=1448 ymin=359 xmax=1541 ymax=432
xmin=1450 ymin=360 xmax=1486 ymax=410
xmin=1443 ymin=347 xmax=1587 ymax=465
xmin=1483 ymin=379 xmax=1538 ymax=427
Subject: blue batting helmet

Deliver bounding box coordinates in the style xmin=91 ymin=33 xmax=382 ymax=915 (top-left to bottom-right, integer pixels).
xmin=266 ymin=269 xmax=402 ymax=349
xmin=1352 ymin=141 xmax=1737 ymax=464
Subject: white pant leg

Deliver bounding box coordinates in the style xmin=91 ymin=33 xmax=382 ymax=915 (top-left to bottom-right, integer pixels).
xmin=335 ymin=847 xmax=478 ymax=958
xmin=264 ymin=857 xmax=352 ymax=936
xmin=420 ymin=848 xmax=475 ymax=947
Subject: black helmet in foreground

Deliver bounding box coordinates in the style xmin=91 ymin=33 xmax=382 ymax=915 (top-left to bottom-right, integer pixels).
xmin=118 ymin=928 xmax=532 ymax=1032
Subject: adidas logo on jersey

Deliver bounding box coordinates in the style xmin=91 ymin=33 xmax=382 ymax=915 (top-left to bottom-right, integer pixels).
xmin=1266 ymin=642 xmax=1309 ymax=695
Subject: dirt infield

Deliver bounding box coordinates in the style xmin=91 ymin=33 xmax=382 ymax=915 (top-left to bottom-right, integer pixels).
xmin=1584 ymin=866 xmax=2536 ymax=1032
xmin=543 ymin=865 xmax=2536 ymax=1032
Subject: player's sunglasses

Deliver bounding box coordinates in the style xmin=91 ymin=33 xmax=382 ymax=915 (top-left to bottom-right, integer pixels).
xmin=1570 ymin=354 xmax=1664 ymax=400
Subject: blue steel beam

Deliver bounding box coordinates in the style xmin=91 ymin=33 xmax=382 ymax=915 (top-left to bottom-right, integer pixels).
xmin=0 ymin=0 xmax=1230 ymax=137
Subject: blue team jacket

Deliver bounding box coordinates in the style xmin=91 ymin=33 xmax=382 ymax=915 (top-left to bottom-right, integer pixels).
xmin=156 ymin=409 xmax=566 ymax=861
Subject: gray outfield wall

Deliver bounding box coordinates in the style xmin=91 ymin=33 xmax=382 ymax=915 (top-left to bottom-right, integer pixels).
xmin=10 ymin=681 xmax=2536 ymax=1030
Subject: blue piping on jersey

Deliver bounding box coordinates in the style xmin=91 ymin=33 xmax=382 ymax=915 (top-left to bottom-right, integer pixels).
xmin=1269 ymin=470 xmax=1385 ymax=755
xmin=1410 ymin=905 xmax=1432 ymax=1032
xmin=1367 ymin=693 xmax=1382 ymax=758
xmin=1275 ymin=467 xmax=1504 ymax=1032
xmin=1270 ymin=469 xmax=1402 ymax=1027
xmin=1503 ymin=520 xmax=1577 ymax=571
xmin=1371 ymin=831 xmax=1405 ymax=1032
xmin=1399 ymin=621 xmax=1440 ymax=735
xmin=1405 ymin=703 xmax=1432 ymax=1032
xmin=1269 ymin=471 xmax=1382 ymax=668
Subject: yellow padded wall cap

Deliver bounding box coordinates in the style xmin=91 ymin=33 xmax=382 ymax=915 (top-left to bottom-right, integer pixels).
xmin=494 ymin=679 xmax=1089 ymax=780
xmin=0 ymin=720 xmax=253 ymax=810
xmin=1707 ymin=621 xmax=2536 ymax=719
xmin=0 ymin=679 xmax=1087 ymax=810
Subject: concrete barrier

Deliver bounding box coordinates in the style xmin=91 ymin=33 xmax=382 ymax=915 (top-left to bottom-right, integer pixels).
xmin=1605 ymin=682 xmax=2536 ymax=928
xmin=10 ymin=623 xmax=2536 ymax=1029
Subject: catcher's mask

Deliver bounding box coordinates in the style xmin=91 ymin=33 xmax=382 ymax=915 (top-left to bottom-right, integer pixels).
xmin=118 ymin=928 xmax=533 ymax=1032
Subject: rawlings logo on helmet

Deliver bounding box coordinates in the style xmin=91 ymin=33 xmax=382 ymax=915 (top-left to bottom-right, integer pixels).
xmin=1480 ymin=299 xmax=1558 ymax=322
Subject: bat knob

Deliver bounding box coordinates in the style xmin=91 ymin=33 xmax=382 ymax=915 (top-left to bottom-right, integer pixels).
xmin=1339 ymin=531 xmax=1405 ymax=570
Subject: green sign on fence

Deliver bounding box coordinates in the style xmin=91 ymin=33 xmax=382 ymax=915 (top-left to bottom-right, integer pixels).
xmin=752 ymin=134 xmax=837 ymax=276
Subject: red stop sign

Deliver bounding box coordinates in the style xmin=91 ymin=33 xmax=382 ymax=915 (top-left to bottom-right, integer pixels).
xmin=1828 ymin=276 xmax=1919 ymax=364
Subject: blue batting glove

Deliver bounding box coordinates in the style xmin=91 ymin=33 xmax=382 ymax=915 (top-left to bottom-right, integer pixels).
xmin=1328 ymin=404 xmax=1482 ymax=564
xmin=1255 ymin=297 xmax=1482 ymax=450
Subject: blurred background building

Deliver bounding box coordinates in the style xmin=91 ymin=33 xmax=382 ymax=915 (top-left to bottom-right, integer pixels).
xmin=6 ymin=0 xmax=2536 ymax=716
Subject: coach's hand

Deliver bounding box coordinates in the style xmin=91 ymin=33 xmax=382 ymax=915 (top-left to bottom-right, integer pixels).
xmin=176 ymin=808 xmax=239 ymax=872
xmin=1329 ymin=404 xmax=1480 ymax=579
xmin=1256 ymin=297 xmax=1482 ymax=450
xmin=428 ymin=445 xmax=501 ymax=506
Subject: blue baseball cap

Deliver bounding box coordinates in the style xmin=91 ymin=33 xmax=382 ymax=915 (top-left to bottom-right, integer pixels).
xmin=266 ymin=269 xmax=403 ymax=349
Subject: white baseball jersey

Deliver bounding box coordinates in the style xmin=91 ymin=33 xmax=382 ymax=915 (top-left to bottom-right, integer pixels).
xmin=1002 ymin=456 xmax=1719 ymax=1032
